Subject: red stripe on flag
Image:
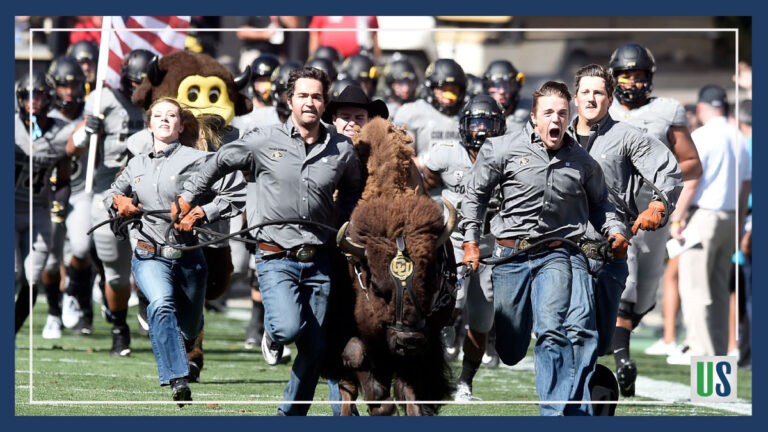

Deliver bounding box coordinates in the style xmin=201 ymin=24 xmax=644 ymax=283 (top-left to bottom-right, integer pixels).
xmin=107 ymin=49 xmax=124 ymax=86
xmin=124 ymin=17 xmax=186 ymax=54
xmin=150 ymin=16 xmax=190 ymax=28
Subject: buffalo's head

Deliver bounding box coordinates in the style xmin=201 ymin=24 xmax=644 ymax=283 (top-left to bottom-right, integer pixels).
xmin=337 ymin=195 xmax=456 ymax=356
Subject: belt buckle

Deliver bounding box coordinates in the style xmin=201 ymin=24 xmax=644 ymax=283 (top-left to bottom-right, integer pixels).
xmin=294 ymin=245 xmax=316 ymax=262
xmin=518 ymin=239 xmax=530 ymax=251
xmin=160 ymin=245 xmax=183 ymax=260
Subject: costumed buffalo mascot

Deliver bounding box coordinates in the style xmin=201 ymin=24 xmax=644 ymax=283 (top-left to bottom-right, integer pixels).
xmin=129 ymin=50 xmax=252 ymax=382
xmin=324 ymin=117 xmax=458 ymax=415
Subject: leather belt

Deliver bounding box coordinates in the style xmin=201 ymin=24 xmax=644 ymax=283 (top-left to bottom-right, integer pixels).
xmin=137 ymin=240 xmax=184 ymax=260
xmin=497 ymin=238 xmax=563 ymax=254
xmin=258 ymin=242 xmax=317 ymax=262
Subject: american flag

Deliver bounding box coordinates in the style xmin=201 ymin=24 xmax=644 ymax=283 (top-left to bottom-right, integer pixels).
xmin=104 ymin=16 xmax=190 ymax=89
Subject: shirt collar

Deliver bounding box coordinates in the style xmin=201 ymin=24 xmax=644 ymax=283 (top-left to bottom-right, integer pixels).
xmin=284 ymin=115 xmax=329 ymax=144
xmin=150 ymin=141 xmax=181 ymax=158
xmin=568 ymin=112 xmax=614 ymax=136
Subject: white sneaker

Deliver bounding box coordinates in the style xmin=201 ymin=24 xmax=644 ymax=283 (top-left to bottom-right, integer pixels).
xmin=61 ymin=293 xmax=82 ymax=329
xmin=261 ymin=333 xmax=284 ymax=366
xmin=727 ymin=349 xmax=740 ymax=361
xmin=454 ymin=381 xmax=474 ymax=402
xmin=42 ymin=315 xmax=63 ymax=339
xmin=644 ymin=338 xmax=678 ymax=356
xmin=666 ymin=345 xmax=691 ymax=365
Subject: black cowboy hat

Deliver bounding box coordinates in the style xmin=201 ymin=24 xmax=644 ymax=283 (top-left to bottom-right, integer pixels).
xmin=322 ymin=85 xmax=389 ymax=124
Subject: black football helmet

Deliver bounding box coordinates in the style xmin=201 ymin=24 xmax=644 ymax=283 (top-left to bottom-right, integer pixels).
xmin=46 ymin=56 xmax=86 ymax=110
xmin=120 ymin=49 xmax=154 ymax=99
xmin=459 ymin=94 xmax=506 ymax=150
xmin=66 ymin=40 xmax=99 ymax=64
xmin=339 ymin=54 xmax=378 ymax=96
xmin=608 ymin=43 xmax=657 ymax=104
xmin=270 ymin=61 xmax=301 ymax=117
xmin=16 ymin=69 xmax=54 ymax=120
xmin=482 ymin=60 xmax=524 ymax=110
xmin=312 ymin=45 xmax=341 ymax=66
xmin=305 ymin=57 xmax=338 ymax=81
xmin=424 ymin=59 xmax=467 ymax=116
xmin=383 ymin=58 xmax=417 ymax=103
xmin=465 ymin=73 xmax=484 ymax=100
xmin=251 ymin=53 xmax=280 ymax=80
xmin=250 ymin=53 xmax=280 ymax=103
xmin=328 ymin=78 xmax=362 ymax=102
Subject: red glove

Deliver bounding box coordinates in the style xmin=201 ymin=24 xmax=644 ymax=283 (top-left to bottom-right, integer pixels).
xmin=170 ymin=195 xmax=193 ymax=222
xmin=112 ymin=194 xmax=141 ymax=218
xmin=632 ymin=201 xmax=666 ymax=234
xmin=608 ymin=233 xmax=631 ymax=259
xmin=175 ymin=206 xmax=206 ymax=232
xmin=462 ymin=242 xmax=480 ymax=272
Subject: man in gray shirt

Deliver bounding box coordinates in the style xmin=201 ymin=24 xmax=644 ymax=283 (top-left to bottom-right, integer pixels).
xmin=567 ymin=64 xmax=682 ymax=398
xmin=176 ymin=67 xmax=363 ymax=416
xmin=460 ymin=81 xmax=628 ymax=415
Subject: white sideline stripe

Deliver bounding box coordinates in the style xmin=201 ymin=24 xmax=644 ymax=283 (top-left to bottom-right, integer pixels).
xmin=635 ymin=376 xmax=752 ymax=415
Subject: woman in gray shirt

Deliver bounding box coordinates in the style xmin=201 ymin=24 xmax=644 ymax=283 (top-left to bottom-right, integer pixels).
xmin=105 ymin=98 xmax=245 ymax=405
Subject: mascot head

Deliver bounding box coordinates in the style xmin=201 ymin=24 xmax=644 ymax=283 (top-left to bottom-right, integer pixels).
xmin=132 ymin=51 xmax=252 ymax=126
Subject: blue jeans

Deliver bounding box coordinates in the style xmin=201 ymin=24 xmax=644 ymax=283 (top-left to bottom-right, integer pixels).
xmin=590 ymin=258 xmax=628 ymax=356
xmin=492 ymin=245 xmax=574 ymax=416
xmin=564 ymin=254 xmax=598 ymax=415
xmin=256 ymin=250 xmax=331 ymax=416
xmin=131 ymin=247 xmax=207 ymax=385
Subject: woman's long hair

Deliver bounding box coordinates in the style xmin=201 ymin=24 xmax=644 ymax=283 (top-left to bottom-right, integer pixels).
xmin=145 ymin=97 xmax=207 ymax=151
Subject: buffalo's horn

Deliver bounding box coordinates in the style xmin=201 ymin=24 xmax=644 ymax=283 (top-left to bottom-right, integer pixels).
xmin=436 ymin=197 xmax=457 ymax=247
xmin=147 ymin=56 xmax=166 ymax=86
xmin=233 ymin=65 xmax=251 ymax=91
xmin=337 ymin=221 xmax=366 ymax=259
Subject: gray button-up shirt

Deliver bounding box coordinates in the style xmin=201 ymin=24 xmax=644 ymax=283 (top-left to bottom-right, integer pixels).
xmin=566 ymin=114 xmax=682 ymax=241
xmin=181 ymin=117 xmax=363 ymax=249
xmin=460 ymin=122 xmax=625 ymax=244
xmin=105 ymin=141 xmax=246 ymax=246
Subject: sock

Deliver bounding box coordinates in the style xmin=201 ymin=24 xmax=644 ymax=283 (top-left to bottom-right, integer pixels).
xmin=111 ymin=308 xmax=128 ymax=328
xmin=43 ymin=280 xmax=62 ymax=317
xmin=458 ymin=356 xmax=481 ymax=386
xmin=612 ymin=327 xmax=631 ymax=365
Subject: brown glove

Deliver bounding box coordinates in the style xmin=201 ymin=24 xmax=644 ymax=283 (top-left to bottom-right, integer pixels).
xmin=608 ymin=233 xmax=631 ymax=259
xmin=112 ymin=194 xmax=141 ymax=218
xmin=170 ymin=195 xmax=193 ymax=222
xmin=175 ymin=206 xmax=206 ymax=232
xmin=462 ymin=242 xmax=480 ymax=272
xmin=632 ymin=201 xmax=665 ymax=234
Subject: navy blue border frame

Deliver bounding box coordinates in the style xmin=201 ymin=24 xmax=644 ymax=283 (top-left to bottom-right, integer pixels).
xmin=3 ymin=2 xmax=760 ymax=431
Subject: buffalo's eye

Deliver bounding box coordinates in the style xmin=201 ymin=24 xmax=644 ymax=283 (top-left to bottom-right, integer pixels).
xmin=208 ymin=87 xmax=221 ymax=103
xmin=187 ymin=86 xmax=200 ymax=102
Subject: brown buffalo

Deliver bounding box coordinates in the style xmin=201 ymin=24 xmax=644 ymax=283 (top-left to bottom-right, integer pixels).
xmin=323 ymin=118 xmax=458 ymax=415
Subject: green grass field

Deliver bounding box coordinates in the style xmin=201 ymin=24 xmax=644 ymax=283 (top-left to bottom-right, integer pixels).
xmin=14 ymin=299 xmax=752 ymax=416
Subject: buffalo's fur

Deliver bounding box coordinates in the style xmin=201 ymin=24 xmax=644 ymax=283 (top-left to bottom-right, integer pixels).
xmin=324 ymin=118 xmax=455 ymax=415
xmin=351 ymin=117 xmax=426 ymax=201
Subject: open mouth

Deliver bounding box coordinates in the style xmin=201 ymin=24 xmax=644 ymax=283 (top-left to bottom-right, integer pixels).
xmin=548 ymin=127 xmax=561 ymax=140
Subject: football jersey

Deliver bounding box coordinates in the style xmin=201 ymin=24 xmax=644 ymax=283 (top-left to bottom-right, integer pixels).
xmin=392 ymin=99 xmax=461 ymax=168
xmin=609 ymin=96 xmax=687 ymax=209
xmin=15 ymin=114 xmax=73 ymax=207
xmin=49 ymin=108 xmax=87 ymax=194
xmin=608 ymin=97 xmax=687 ymax=150
xmin=425 ymin=140 xmax=498 ymax=237
xmin=84 ymin=88 xmax=145 ymax=191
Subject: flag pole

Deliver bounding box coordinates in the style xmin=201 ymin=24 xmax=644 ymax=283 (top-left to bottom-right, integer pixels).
xmin=84 ymin=16 xmax=112 ymax=194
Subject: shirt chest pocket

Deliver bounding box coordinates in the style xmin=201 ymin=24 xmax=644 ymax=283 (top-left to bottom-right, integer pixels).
xmin=598 ymin=153 xmax=630 ymax=191
xmin=553 ymin=165 xmax=586 ymax=201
